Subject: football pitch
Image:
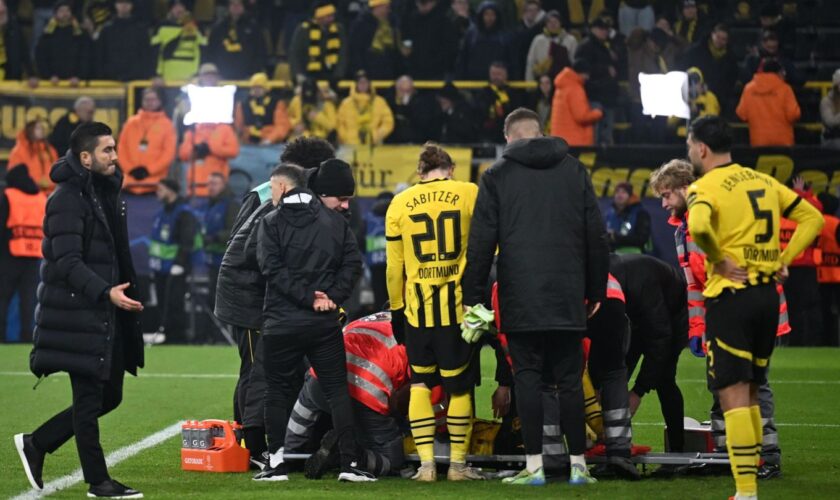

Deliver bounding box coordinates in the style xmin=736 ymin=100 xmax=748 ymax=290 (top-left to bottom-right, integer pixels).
xmin=1 ymin=344 xmax=838 ymax=499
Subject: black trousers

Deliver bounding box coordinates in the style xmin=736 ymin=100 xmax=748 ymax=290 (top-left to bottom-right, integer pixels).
xmin=819 ymin=283 xmax=840 ymax=347
xmin=0 ymin=258 xmax=39 ymax=342
xmin=506 ymin=330 xmax=586 ymax=456
xmin=369 ymin=264 xmax=388 ymax=311
xmin=784 ymin=266 xmax=823 ymax=346
xmin=153 ymin=272 xmax=187 ymax=343
xmin=31 ymin=333 xmax=125 ymax=485
xmin=262 ymin=327 xmax=357 ymax=467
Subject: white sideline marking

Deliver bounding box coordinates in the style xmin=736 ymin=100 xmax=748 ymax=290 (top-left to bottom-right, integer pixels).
xmin=634 ymin=422 xmax=840 ymax=428
xmin=11 ymin=421 xmax=183 ymax=500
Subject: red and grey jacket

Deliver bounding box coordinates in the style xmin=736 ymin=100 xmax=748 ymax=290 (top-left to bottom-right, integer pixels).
xmin=313 ymin=313 xmax=409 ymax=415
xmin=670 ymin=212 xmax=790 ymax=340
xmin=780 ymin=188 xmax=823 ymax=268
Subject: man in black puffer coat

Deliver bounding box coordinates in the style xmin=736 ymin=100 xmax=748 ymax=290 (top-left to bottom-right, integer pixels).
xmin=462 ymin=107 xmax=609 ymax=482
xmin=14 ymin=122 xmax=145 ymax=499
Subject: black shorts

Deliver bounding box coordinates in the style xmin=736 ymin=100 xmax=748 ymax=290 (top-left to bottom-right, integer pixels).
xmin=705 ymin=284 xmax=778 ymax=391
xmin=405 ymin=322 xmax=474 ymax=394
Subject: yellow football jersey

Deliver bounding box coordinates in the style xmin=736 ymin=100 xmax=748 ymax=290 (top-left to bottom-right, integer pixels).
xmin=687 ymin=163 xmax=818 ymax=298
xmin=386 ymin=178 xmax=479 ymax=328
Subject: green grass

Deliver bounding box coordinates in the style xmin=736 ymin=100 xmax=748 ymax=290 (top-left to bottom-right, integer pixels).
xmin=1 ymin=344 xmax=839 ymax=499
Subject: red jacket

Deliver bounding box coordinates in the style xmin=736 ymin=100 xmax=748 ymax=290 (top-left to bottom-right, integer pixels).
xmin=670 ymin=211 xmax=790 ymax=340
xmin=780 ymin=188 xmax=823 ymax=267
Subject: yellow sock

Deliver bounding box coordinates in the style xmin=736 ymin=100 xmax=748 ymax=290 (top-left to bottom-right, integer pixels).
xmin=447 ymin=392 xmax=472 ymax=464
xmin=409 ymin=386 xmax=436 ymax=463
xmin=724 ymin=407 xmax=759 ymax=496
xmin=749 ymin=405 xmax=763 ymax=466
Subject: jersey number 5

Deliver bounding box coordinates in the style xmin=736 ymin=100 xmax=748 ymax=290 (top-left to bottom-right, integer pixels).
xmin=747 ymin=189 xmax=773 ymax=244
xmin=409 ymin=211 xmax=462 ymax=262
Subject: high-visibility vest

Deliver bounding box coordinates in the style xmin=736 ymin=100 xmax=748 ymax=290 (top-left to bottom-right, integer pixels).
xmin=606 ymin=273 xmax=625 ymax=302
xmin=342 ymin=314 xmax=408 ymax=415
xmin=5 ymin=188 xmax=46 ymax=258
xmin=818 ymin=215 xmax=840 ymax=284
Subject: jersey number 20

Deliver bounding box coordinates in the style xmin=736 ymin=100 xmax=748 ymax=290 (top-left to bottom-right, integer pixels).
xmin=409 ymin=211 xmax=462 ymax=262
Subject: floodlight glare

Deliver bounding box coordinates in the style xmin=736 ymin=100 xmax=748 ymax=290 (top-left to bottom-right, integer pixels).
xmin=182 ymin=84 xmax=236 ymax=125
xmin=638 ymin=71 xmax=690 ymax=119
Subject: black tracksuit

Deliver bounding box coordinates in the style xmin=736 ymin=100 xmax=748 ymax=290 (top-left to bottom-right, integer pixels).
xmin=29 ymin=154 xmax=142 ymax=485
xmin=256 ymin=187 xmax=362 ymax=466
xmin=462 ymin=136 xmax=609 ymax=457
xmin=610 ymin=253 xmax=688 ymax=452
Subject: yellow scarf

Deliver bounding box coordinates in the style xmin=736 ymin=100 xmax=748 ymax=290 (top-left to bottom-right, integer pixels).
xmin=708 ymin=38 xmax=727 ymax=60
xmin=567 ymin=0 xmax=605 ymax=26
xmin=353 ymin=93 xmax=373 ymax=141
xmin=44 ymin=18 xmax=83 ymax=36
xmin=248 ymin=95 xmax=272 ymax=139
xmin=0 ymin=28 xmax=6 ymax=80
xmin=306 ymin=21 xmax=341 ymax=73
xmin=370 ymin=17 xmax=394 ymax=53
xmin=223 ymin=20 xmax=242 ymax=53
xmin=675 ymin=18 xmax=697 ymax=43
xmin=488 ymin=85 xmax=510 ymax=119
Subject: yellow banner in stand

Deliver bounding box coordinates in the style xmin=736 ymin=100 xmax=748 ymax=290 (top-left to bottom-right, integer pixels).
xmin=337 ymin=145 xmax=474 ymax=197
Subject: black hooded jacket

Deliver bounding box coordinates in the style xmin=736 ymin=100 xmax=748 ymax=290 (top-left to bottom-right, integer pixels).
xmin=31 ymin=153 xmax=142 ymax=380
xmin=462 ymin=136 xmax=609 ymax=333
xmin=610 ymin=253 xmax=687 ymax=396
xmin=256 ymin=188 xmax=361 ymax=334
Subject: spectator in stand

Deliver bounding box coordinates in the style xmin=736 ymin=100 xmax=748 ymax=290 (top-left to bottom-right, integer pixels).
xmin=0 ymin=0 xmax=36 ymax=85
xmin=525 ymin=9 xmax=576 ymax=82
xmin=474 ymin=61 xmax=519 ymax=143
xmin=550 ymin=60 xmax=602 ymax=146
xmin=30 ymin=0 xmax=59 ymax=56
xmin=178 ymin=120 xmax=240 ymax=198
xmin=509 ymin=0 xmax=545 ymax=80
xmin=680 ymin=23 xmax=738 ymax=115
xmin=758 ymin=3 xmax=795 ymax=58
xmin=49 ymin=96 xmax=95 ymax=156
xmin=35 ymin=1 xmax=91 ymax=85
xmin=288 ymin=79 xmax=338 ymax=140
xmin=455 ymin=1 xmax=510 ymax=80
xmin=8 ymin=118 xmax=58 ymax=193
xmin=401 ymin=0 xmax=459 ymax=79
xmin=430 ymin=82 xmax=476 ymax=144
xmin=206 ymin=0 xmax=268 ymax=80
xmin=604 ymin=182 xmax=651 ymax=255
xmin=385 ymin=75 xmax=431 ymax=144
xmin=618 ymin=0 xmax=654 ymax=36
xmin=553 ymin=0 xmax=609 ymax=33
xmin=627 ymin=28 xmax=671 ymax=143
xmin=468 ymin=0 xmax=518 ymax=28
xmin=669 ymin=66 xmax=719 ymax=137
xmin=289 ymin=2 xmax=347 ymax=84
xmin=782 ymin=176 xmax=824 ymax=346
xmin=741 ymin=30 xmax=801 ymax=87
xmin=0 ymin=165 xmax=45 ymax=343
xmin=234 ymin=72 xmax=291 ymax=145
xmin=151 ymin=0 xmax=205 ymax=82
xmin=575 ymin=16 xmax=620 ymax=145
xmin=348 ymin=0 xmax=402 ymax=80
xmin=448 ymin=0 xmax=472 ymax=40
xmin=821 ymin=69 xmax=840 ymax=149
xmin=95 ymin=0 xmax=153 ymax=81
xmin=736 ymin=60 xmax=800 ymax=147
xmin=118 ymin=88 xmax=177 ymax=195
xmin=673 ymin=0 xmax=708 ymax=46
xmin=654 ymin=16 xmax=686 ymax=67
xmin=532 ymin=73 xmax=553 ymax=133
xmin=337 ymin=70 xmax=394 ymax=145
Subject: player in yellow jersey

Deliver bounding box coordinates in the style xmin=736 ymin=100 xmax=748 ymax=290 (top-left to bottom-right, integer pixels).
xmin=685 ymin=116 xmax=823 ymax=500
xmin=385 ymin=143 xmax=481 ymax=482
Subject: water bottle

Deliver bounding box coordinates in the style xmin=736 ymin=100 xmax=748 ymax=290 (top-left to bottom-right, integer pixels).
xmin=181 ymin=423 xmax=191 ymax=449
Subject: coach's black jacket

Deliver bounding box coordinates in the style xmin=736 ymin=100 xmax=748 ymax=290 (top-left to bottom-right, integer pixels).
xmin=215 ymin=199 xmax=275 ymax=329
xmin=610 ymin=254 xmax=688 ymax=395
xmin=462 ymin=136 xmax=609 ymax=333
xmin=31 ymin=153 xmax=143 ymax=380
xmin=257 ymin=187 xmax=361 ymax=335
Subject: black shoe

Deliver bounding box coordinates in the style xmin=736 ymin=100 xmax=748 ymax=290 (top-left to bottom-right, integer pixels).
xmin=87 ymin=479 xmax=143 ymax=498
xmin=250 ymin=451 xmax=269 ymax=471
xmin=14 ymin=433 xmax=44 ymax=490
xmin=607 ymin=456 xmax=641 ymax=480
xmin=650 ymin=463 xmax=688 ymax=478
xmin=304 ymin=430 xmax=339 ymax=479
xmin=757 ymin=463 xmax=781 ymax=480
xmin=253 ymin=462 xmax=289 ymax=482
xmin=683 ymin=462 xmax=730 ymax=476
xmin=338 ymin=461 xmax=377 ymax=482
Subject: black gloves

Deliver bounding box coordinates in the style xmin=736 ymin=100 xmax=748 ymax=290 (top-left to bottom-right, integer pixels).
xmin=129 ymin=166 xmax=149 ymax=180
xmin=194 ymin=142 xmax=211 ymax=160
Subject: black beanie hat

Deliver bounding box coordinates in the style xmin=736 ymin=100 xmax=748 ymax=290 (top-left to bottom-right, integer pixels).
xmin=159 ymin=178 xmax=180 ymax=195
xmin=312 ymin=159 xmax=355 ymax=197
